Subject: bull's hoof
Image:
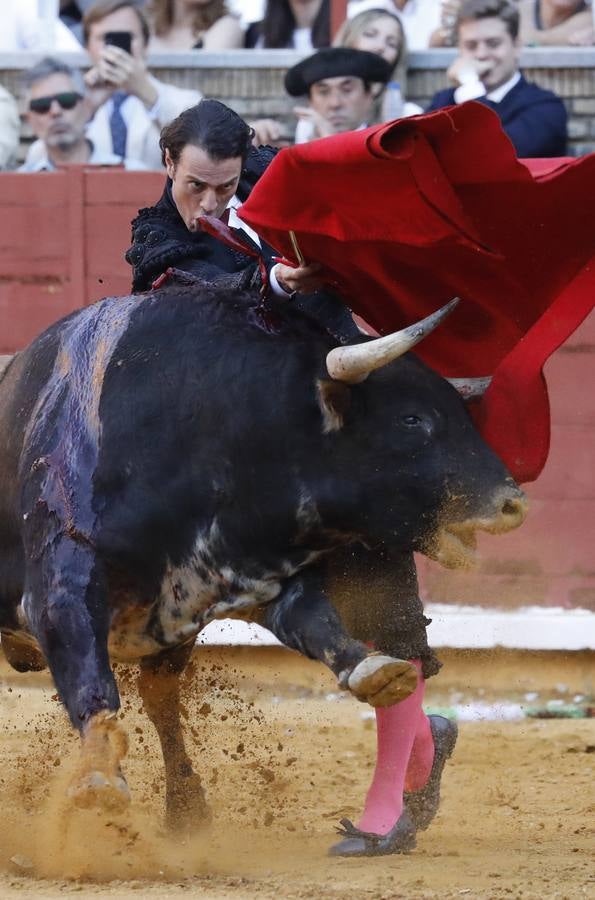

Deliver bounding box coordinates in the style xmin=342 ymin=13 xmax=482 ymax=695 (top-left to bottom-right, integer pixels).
xmin=165 ymin=773 xmax=211 ymax=832
xmin=346 ymin=655 xmax=418 ymax=707
xmin=329 ymin=809 xmax=417 ymax=857
xmin=1 ymin=633 xmax=46 ymax=672
xmin=69 ymin=710 xmax=130 ymax=813
xmin=68 ymin=770 xmax=131 ymax=813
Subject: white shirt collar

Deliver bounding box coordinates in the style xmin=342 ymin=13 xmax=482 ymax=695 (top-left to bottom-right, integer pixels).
xmin=20 ymin=141 xmax=129 ymax=172
xmin=228 ymin=196 xmax=261 ymax=246
xmin=486 ymin=70 xmax=521 ymax=103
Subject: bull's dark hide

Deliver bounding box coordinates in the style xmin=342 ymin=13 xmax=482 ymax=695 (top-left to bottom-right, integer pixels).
xmin=0 ymin=276 xmax=525 ymax=825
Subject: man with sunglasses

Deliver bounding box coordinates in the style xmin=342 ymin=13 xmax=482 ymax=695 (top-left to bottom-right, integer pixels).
xmin=20 ymin=57 xmax=146 ymax=172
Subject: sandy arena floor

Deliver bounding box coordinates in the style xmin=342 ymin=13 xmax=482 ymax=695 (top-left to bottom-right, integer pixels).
xmin=0 ymin=646 xmax=592 ymax=900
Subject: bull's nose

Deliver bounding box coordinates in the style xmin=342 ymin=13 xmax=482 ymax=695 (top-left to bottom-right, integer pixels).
xmin=497 ymin=485 xmax=528 ymax=530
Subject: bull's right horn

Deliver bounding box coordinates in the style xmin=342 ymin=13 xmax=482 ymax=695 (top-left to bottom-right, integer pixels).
xmin=447 ymin=376 xmax=492 ymax=400
xmin=326 ymin=298 xmax=460 ymax=384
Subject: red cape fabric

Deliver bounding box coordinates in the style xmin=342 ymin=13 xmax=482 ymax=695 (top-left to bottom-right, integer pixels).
xmin=240 ymin=103 xmax=595 ymax=483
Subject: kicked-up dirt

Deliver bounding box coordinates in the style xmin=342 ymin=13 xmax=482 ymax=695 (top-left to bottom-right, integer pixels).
xmin=0 ymin=646 xmax=592 ymax=899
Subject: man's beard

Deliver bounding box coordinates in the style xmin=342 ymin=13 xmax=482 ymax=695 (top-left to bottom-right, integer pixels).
xmin=47 ymin=132 xmax=79 ymax=152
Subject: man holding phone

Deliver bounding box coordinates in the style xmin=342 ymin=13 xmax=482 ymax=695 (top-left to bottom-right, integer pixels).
xmin=82 ymin=0 xmax=202 ymax=169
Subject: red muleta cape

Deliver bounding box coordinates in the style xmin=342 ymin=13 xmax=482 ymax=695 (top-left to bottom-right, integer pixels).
xmin=240 ymin=102 xmax=595 ymax=483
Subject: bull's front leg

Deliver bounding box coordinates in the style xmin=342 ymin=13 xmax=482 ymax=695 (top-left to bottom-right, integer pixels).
xmin=255 ymin=568 xmax=418 ymax=706
xmin=23 ymin=531 xmax=129 ymax=812
xmin=137 ymin=642 xmax=210 ymax=831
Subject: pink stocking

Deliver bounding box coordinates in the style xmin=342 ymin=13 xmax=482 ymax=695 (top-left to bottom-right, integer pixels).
xmin=357 ymin=659 xmax=434 ymax=835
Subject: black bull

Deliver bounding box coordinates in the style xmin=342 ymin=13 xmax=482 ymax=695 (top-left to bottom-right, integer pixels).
xmin=0 ymin=280 xmax=526 ymax=826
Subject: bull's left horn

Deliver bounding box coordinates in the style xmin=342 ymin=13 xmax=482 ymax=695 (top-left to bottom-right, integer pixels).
xmin=326 ymin=298 xmax=460 ymax=384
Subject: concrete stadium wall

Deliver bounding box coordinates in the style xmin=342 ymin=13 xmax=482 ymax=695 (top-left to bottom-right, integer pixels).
xmin=3 ymin=48 xmax=595 ymax=157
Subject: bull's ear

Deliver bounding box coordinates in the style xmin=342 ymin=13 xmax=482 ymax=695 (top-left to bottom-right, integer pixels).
xmin=316 ymin=379 xmax=351 ymax=433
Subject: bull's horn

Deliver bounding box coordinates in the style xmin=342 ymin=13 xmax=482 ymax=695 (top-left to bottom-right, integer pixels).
xmin=447 ymin=376 xmax=492 ymax=400
xmin=326 ymin=298 xmax=460 ymax=384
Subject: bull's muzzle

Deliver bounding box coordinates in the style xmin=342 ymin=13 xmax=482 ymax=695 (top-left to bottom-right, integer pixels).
xmin=430 ymin=483 xmax=528 ymax=570
xmin=495 ymin=485 xmax=528 ymax=532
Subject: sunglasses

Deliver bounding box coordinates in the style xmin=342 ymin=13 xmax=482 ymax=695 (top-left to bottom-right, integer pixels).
xmin=29 ymin=91 xmax=82 ymax=114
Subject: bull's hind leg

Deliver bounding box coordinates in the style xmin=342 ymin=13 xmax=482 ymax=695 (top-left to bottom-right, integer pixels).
xmin=23 ymin=533 xmax=129 ymax=812
xmin=138 ymin=642 xmax=210 ymax=831
xmin=256 ymin=568 xmax=418 ymax=706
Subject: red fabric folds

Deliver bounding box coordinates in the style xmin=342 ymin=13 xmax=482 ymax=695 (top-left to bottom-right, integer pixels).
xmin=240 ymin=103 xmax=595 ymax=482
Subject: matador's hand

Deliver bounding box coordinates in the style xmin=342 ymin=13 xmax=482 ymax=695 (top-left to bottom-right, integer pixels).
xmin=275 ymin=262 xmax=326 ymax=295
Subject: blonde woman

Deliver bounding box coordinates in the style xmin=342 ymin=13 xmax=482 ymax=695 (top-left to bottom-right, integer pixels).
xmin=335 ymin=8 xmax=422 ymax=118
xmin=148 ymin=0 xmax=243 ymax=51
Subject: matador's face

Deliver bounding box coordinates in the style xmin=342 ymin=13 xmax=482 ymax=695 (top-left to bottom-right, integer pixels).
xmin=165 ymin=144 xmax=242 ymax=232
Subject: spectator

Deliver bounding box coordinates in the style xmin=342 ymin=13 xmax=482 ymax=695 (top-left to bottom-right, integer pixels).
xmin=348 ymin=0 xmax=443 ymax=50
xmin=60 ymin=1 xmax=107 ymax=43
xmin=144 ymin=0 xmax=286 ymax=145
xmin=245 ymin=0 xmax=330 ymax=50
xmin=285 ymin=47 xmax=392 ymax=142
xmin=0 ymin=85 xmax=20 ymax=171
xmin=1 ymin=0 xmax=83 ymax=50
xmin=82 ymin=0 xmax=201 ymax=169
xmin=148 ymin=0 xmax=243 ymax=50
xmin=334 ymin=8 xmax=422 ymax=118
xmin=61 ymin=1 xmax=92 ymax=41
xmin=19 ymin=57 xmax=146 ymax=171
xmin=519 ymin=0 xmax=593 ymax=45
xmin=426 ymin=0 xmax=568 ymax=157
xmin=426 ymin=0 xmax=465 ymax=46
xmin=429 ymin=0 xmax=594 ymax=45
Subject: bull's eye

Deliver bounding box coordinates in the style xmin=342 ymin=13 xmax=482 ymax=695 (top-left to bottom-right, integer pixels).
xmin=402 ymin=415 xmax=422 ymax=427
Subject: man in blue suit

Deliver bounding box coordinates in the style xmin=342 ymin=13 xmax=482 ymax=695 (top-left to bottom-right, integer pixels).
xmin=426 ymin=0 xmax=567 ymax=158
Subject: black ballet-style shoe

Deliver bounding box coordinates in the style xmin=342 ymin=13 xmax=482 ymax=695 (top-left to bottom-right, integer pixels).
xmin=328 ymin=807 xmax=417 ymax=857
xmin=404 ymin=714 xmax=458 ymax=831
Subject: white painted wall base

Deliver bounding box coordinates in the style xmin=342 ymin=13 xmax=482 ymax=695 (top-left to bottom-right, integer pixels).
xmin=197 ymin=605 xmax=595 ymax=651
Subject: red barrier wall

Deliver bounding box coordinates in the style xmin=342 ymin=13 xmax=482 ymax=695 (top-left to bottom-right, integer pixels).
xmin=417 ymin=311 xmax=595 ymax=612
xmin=0 ymin=169 xmax=163 ymax=351
xmin=0 ymin=171 xmax=593 ymax=611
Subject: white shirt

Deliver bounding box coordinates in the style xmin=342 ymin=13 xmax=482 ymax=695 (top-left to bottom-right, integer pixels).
xmin=100 ymin=91 xmax=160 ymax=131
xmin=228 ymin=195 xmax=261 ymax=245
xmin=292 ymin=27 xmax=314 ymax=52
xmin=231 ymin=197 xmax=291 ymax=299
xmin=454 ymin=70 xmax=522 ymax=105
xmin=251 ymin=26 xmax=314 ymax=50
xmin=0 ymin=0 xmax=82 ymax=51
xmin=0 ymin=85 xmax=20 ymax=170
xmin=19 ymin=142 xmax=147 ymax=172
xmin=227 ymin=0 xmax=265 ymax=28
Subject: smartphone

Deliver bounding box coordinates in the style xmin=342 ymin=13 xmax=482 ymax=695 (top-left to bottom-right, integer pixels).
xmin=104 ymin=31 xmax=132 ymax=54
